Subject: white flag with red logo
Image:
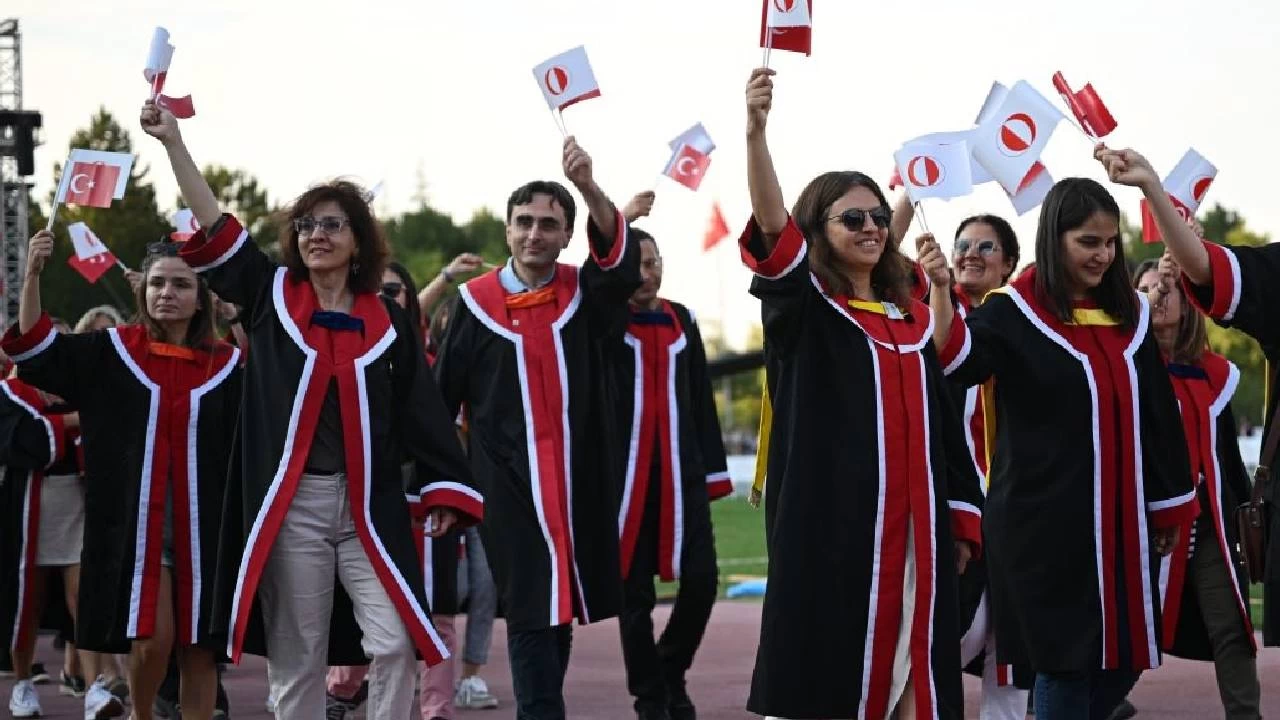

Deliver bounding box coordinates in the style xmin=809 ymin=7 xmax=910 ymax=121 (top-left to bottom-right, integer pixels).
xmin=66 ymin=222 xmax=117 ymax=284
xmin=143 ymin=27 xmax=195 ymax=118
xmin=170 ymin=208 xmax=201 ymax=241
xmin=669 ymin=122 xmax=715 ymax=155
xmin=970 ymin=80 xmax=1064 ymax=194
xmin=532 ymin=46 xmax=601 ymax=111
xmin=664 ymin=145 xmax=712 ymax=191
xmin=759 ymin=0 xmax=812 ymax=56
xmin=53 ymin=149 xmax=135 ymax=209
xmin=1007 ymin=162 xmax=1054 ymax=216
xmin=1163 ymin=148 xmax=1216 ymax=216
xmin=892 ymin=139 xmax=974 ymax=203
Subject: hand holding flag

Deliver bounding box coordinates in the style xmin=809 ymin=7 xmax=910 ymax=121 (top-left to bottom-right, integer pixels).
xmin=46 ymin=149 xmax=136 ymax=231
xmin=533 ymin=46 xmax=601 ymax=136
xmin=143 ymin=27 xmax=195 ymax=118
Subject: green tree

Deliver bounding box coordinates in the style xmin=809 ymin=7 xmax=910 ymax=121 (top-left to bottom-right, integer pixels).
xmin=184 ymin=165 xmax=274 ymax=237
xmin=39 ymin=108 xmax=167 ymax=324
xmin=383 ymin=204 xmax=509 ymax=304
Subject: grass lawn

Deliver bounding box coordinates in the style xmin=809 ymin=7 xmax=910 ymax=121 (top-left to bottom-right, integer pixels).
xmin=657 ymin=496 xmax=768 ymax=600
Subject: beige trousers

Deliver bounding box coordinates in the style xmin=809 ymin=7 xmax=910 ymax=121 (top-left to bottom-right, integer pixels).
xmin=259 ymin=472 xmax=416 ymax=719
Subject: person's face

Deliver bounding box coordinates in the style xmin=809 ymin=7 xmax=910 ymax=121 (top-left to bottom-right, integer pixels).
xmin=952 ymin=222 xmax=1013 ymax=297
xmin=1136 ymin=269 xmax=1183 ymax=331
xmin=506 ymin=193 xmax=569 ymax=271
xmin=295 ymin=200 xmax=357 ymax=274
xmin=823 ymin=187 xmax=890 ymax=276
xmin=630 ymin=239 xmax=663 ymax=306
xmin=145 ymin=257 xmax=201 ymax=324
xmin=1061 ymin=211 xmax=1119 ymax=295
xmin=380 ymin=268 xmax=408 ymax=309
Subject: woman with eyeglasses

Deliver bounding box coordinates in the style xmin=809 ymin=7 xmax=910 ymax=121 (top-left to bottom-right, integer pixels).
xmin=3 ymin=234 xmax=240 ymax=720
xmin=140 ymin=101 xmax=479 ymax=719
xmin=933 ymin=176 xmax=1196 ymax=720
xmin=1113 ymin=256 xmax=1260 ymax=719
xmin=740 ymin=67 xmax=984 ymax=720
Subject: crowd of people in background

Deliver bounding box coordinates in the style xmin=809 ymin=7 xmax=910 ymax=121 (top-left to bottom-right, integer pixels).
xmin=0 ymin=62 xmax=1276 ymax=720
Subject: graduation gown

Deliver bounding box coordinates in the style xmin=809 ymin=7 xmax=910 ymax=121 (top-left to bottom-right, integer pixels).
xmin=740 ymin=217 xmax=984 ymax=720
xmin=608 ymin=300 xmax=731 ymax=582
xmin=1157 ymin=352 xmax=1255 ymax=660
xmin=1 ymin=318 xmax=241 ymax=653
xmin=1179 ymin=238 xmax=1280 ymax=644
xmin=0 ymin=378 xmax=75 ymax=654
xmin=938 ymin=268 xmax=1197 ymax=673
xmin=178 ymin=214 xmax=480 ymax=666
xmin=434 ymin=210 xmax=640 ymax=633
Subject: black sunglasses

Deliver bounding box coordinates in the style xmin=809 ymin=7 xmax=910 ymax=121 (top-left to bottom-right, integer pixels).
xmin=954 ymin=239 xmax=999 ymax=257
xmin=827 ymin=207 xmax=892 ymax=231
xmin=145 ymin=240 xmax=181 ymax=258
xmin=380 ymin=282 xmax=404 ymax=298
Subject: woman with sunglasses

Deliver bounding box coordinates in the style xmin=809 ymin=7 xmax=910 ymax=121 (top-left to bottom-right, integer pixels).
xmin=140 ymin=101 xmax=479 ymax=719
xmin=741 ymin=67 xmax=984 ymax=720
xmin=933 ymin=177 xmax=1196 ymax=720
xmin=916 ymin=215 xmax=1033 ymax=720
xmin=4 ymin=234 xmax=240 ymax=720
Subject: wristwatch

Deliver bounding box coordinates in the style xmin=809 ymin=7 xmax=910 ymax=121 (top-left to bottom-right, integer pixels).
xmin=442 ymin=268 xmax=455 ymax=284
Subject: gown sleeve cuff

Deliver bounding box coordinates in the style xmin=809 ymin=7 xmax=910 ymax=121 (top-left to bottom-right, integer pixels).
xmin=949 ymin=501 xmax=983 ymax=558
xmin=1147 ymin=488 xmax=1199 ymax=528
xmin=1 ymin=313 xmax=56 ymax=362
xmin=1180 ymin=240 xmax=1241 ymax=322
xmin=409 ymin=480 xmax=484 ymax=526
xmin=587 ymin=209 xmax=628 ymax=271
xmin=938 ymin=309 xmax=971 ymax=376
xmin=705 ymin=471 xmax=734 ymax=502
xmin=739 ymin=216 xmax=807 ymax=280
xmin=180 ymin=213 xmax=248 ymax=273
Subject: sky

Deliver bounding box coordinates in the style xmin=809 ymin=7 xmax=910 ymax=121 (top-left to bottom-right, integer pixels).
xmin=9 ymin=0 xmax=1280 ymax=348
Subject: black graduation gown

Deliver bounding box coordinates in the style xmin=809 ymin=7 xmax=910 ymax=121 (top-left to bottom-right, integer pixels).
xmin=434 ymin=210 xmax=640 ymax=634
xmin=939 ymin=268 xmax=1197 ymax=673
xmin=1157 ymin=351 xmax=1255 ymax=660
xmin=607 ymin=300 xmax=731 ymax=582
xmin=1178 ymin=238 xmax=1280 ymax=644
xmin=0 ymin=378 xmax=75 ymax=654
xmin=178 ymin=214 xmax=479 ymax=666
xmin=1 ymin=318 xmax=241 ymax=653
xmin=740 ymin=217 xmax=984 ymax=720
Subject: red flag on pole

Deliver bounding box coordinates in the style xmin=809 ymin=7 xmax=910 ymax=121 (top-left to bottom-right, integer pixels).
xmin=1051 ymin=71 xmax=1117 ymax=138
xmin=704 ymin=203 xmax=730 ymax=251
xmin=759 ymin=0 xmax=813 ymax=56
xmin=663 ymin=145 xmax=711 ymax=191
xmin=64 ymin=162 xmax=121 ymax=208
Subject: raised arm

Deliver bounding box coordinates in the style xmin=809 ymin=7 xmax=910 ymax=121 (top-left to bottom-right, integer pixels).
xmin=18 ymin=232 xmax=51 ymax=334
xmin=564 ymin=136 xmax=619 ymax=245
xmin=622 ymin=191 xmax=656 ymax=224
xmin=746 ymin=68 xmax=787 ymax=245
xmin=915 ymin=233 xmax=954 ymax=350
xmin=418 ymin=253 xmax=485 ymax=317
xmin=889 ymin=192 xmax=915 ymax=250
xmin=140 ymin=102 xmax=221 ymax=229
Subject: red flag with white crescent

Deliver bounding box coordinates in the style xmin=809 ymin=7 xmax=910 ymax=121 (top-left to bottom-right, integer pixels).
xmin=664 ymin=145 xmax=712 ymax=191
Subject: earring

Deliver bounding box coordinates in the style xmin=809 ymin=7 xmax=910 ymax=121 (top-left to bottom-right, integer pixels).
xmin=351 ymin=261 xmax=361 ymax=276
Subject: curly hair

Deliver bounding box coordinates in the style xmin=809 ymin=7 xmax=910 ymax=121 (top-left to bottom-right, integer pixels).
xmin=278 ymin=180 xmax=390 ymax=295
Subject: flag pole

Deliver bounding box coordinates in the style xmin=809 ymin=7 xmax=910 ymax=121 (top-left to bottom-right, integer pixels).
xmin=44 ymin=205 xmax=59 ymax=232
xmin=553 ymin=108 xmax=569 ymax=139
xmin=762 ymin=29 xmax=773 ymax=68
xmin=913 ymin=200 xmax=931 ymax=236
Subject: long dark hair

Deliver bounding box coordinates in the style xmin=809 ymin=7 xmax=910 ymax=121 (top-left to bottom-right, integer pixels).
xmin=132 ymin=241 xmax=216 ymax=348
xmin=1132 ymin=259 xmax=1206 ymax=364
xmin=955 ymin=214 xmax=1020 ymax=282
xmin=1033 ymin=177 xmax=1136 ymax=328
xmin=279 ymin=180 xmax=390 ymax=295
xmin=385 ymin=261 xmax=422 ymax=330
xmin=792 ymin=171 xmax=910 ymax=305
xmin=429 ymin=295 xmax=460 ymax=354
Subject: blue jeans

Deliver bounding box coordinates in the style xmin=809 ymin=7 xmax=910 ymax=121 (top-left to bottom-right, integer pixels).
xmin=1034 ymin=669 xmax=1141 ymax=720
xmin=508 ymin=624 xmax=573 ymax=720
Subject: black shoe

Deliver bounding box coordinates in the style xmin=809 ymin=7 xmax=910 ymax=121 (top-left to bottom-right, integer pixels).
xmin=153 ymin=696 xmax=181 ymax=720
xmin=1107 ymin=700 xmax=1136 ymax=720
xmin=636 ymin=707 xmax=672 ymax=720
xmin=665 ymin=677 xmax=696 ymax=720
xmin=30 ymin=662 xmax=50 ymax=684
xmin=59 ymin=670 xmax=87 ymax=697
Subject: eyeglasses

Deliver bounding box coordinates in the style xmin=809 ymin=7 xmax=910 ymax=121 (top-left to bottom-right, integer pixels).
xmin=380 ymin=282 xmax=404 ymax=298
xmin=954 ymin=239 xmax=999 ymax=257
xmin=827 ymin=207 xmax=891 ymax=231
xmin=293 ymin=216 xmax=351 ymax=236
xmin=146 ymin=240 xmax=181 ymax=257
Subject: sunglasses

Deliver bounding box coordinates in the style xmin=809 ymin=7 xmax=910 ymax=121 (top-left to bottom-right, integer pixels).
xmin=293 ymin=216 xmax=351 ymax=236
xmin=380 ymin=282 xmax=404 ymax=298
xmin=827 ymin=207 xmax=892 ymax=231
xmin=145 ymin=240 xmax=181 ymax=258
xmin=953 ymin=239 xmax=999 ymax=257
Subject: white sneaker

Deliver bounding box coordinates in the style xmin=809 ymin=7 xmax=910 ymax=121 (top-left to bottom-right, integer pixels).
xmin=8 ymin=679 xmax=41 ymax=718
xmin=84 ymin=677 xmax=124 ymax=720
xmin=454 ymin=675 xmax=499 ymax=709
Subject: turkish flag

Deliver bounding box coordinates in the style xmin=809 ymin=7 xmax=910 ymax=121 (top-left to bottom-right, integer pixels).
xmin=759 ymin=0 xmax=813 ymax=56
xmin=64 ymin=162 xmax=120 ymax=208
xmin=1051 ymin=71 xmax=1117 ymax=138
xmin=67 ymin=250 xmax=116 ymax=284
xmin=664 ymin=145 xmax=711 ymax=191
xmin=704 ymin=202 xmax=730 ymax=251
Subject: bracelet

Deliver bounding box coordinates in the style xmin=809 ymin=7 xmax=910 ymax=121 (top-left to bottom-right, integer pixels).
xmin=442 ymin=268 xmax=454 ymax=284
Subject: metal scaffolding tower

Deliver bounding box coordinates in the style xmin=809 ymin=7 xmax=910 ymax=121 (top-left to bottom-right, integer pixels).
xmin=0 ymin=19 xmax=32 ymax=327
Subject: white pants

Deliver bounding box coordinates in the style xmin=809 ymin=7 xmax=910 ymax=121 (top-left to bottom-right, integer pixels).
xmin=959 ymin=591 xmax=1030 ymax=720
xmin=260 ymin=472 xmax=416 ymax=719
